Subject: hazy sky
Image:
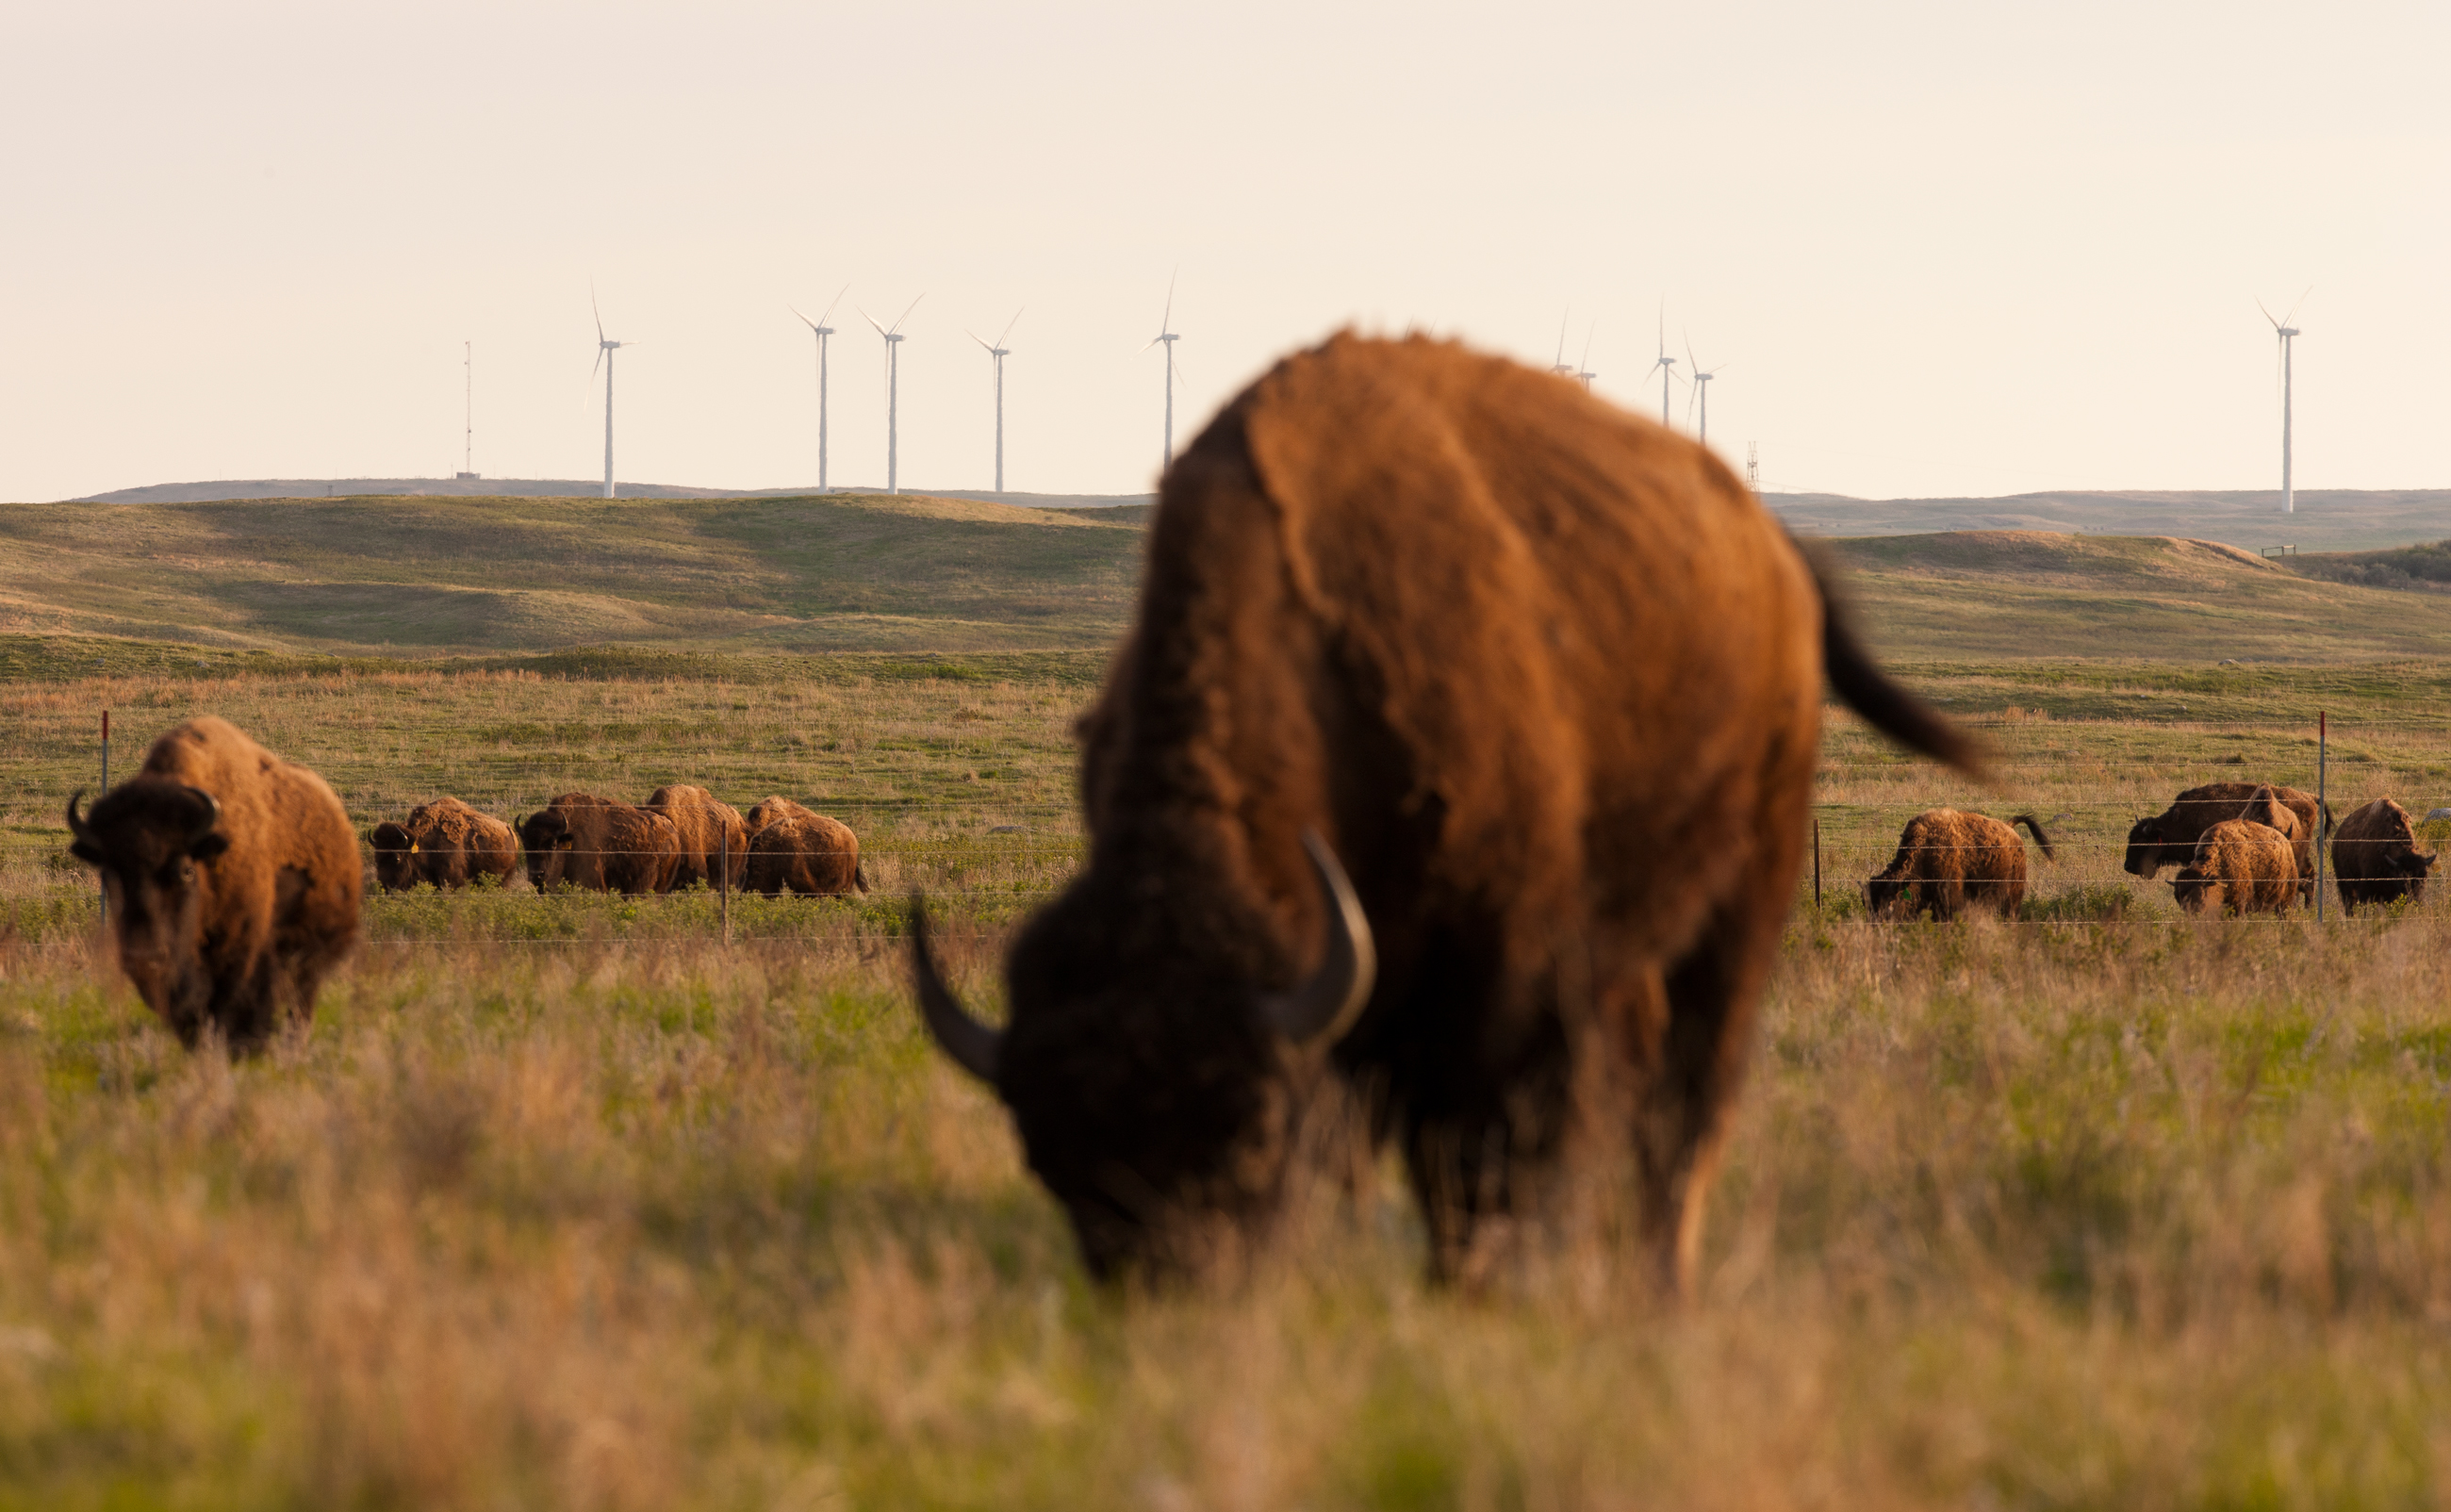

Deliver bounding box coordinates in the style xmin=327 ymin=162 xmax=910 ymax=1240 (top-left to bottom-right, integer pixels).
xmin=3 ymin=1 xmax=2443 ymax=503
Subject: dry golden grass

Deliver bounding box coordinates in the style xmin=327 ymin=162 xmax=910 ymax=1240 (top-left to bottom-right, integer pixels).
xmin=7 ymin=663 xmax=2451 ymax=1506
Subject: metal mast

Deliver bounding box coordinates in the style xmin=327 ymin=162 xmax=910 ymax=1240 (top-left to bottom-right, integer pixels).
xmin=862 ymin=295 xmax=922 ymax=495
xmin=969 ymin=309 xmax=1021 ymax=495
xmin=1145 ymin=275 xmax=1181 ymax=467
xmin=2261 ymin=293 xmax=2308 ymax=515
xmin=591 ymin=291 xmax=628 ymax=500
xmin=463 ymin=340 xmax=472 ymax=477
xmin=793 ymin=287 xmax=846 ymax=491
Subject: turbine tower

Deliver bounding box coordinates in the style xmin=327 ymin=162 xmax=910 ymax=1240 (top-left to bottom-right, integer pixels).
xmin=2260 ymin=292 xmax=2309 ymax=515
xmin=1144 ymin=276 xmax=1182 ymax=467
xmin=1685 ymin=336 xmax=1727 ymax=448
xmin=790 ymin=285 xmax=847 ymax=492
xmin=860 ymin=295 xmax=923 ymax=495
xmin=969 ymin=308 xmax=1023 ymax=495
xmin=1647 ymin=305 xmax=1679 ymax=427
xmin=592 ymin=291 xmax=630 ymax=499
xmin=1575 ymin=322 xmax=1598 ymax=392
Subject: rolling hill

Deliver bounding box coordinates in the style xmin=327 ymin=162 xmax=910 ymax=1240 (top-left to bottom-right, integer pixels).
xmin=5 ymin=485 xmax=2450 ymax=666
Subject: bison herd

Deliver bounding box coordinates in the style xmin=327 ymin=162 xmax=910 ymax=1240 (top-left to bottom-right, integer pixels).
xmin=67 ymin=715 xmax=867 ymax=1051
xmin=1864 ymin=781 xmax=2435 ymax=921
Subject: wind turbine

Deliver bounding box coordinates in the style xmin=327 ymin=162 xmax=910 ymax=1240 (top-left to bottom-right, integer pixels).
xmin=1551 ymin=310 xmax=1577 ymax=377
xmin=592 ymin=290 xmax=631 ymax=499
xmin=969 ymin=308 xmax=1023 ymax=495
xmin=1685 ymin=335 xmax=1727 ymax=448
xmin=1647 ymin=305 xmax=1679 ymax=427
xmin=1574 ymin=322 xmax=1598 ymax=392
xmin=2259 ymin=291 xmax=2309 ymax=515
xmin=1143 ymin=276 xmax=1182 ymax=467
xmin=790 ymin=284 xmax=847 ymax=491
xmin=860 ymin=294 xmax=923 ymax=495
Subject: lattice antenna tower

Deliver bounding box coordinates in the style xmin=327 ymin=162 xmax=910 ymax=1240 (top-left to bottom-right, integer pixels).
xmin=1746 ymin=442 xmax=1760 ymax=492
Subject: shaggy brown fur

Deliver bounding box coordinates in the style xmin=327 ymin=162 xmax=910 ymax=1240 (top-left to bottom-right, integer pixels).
xmin=515 ymin=793 xmax=680 ymax=895
xmin=66 ymin=715 xmax=360 ymax=1052
xmin=2171 ymin=818 xmax=2299 ymax=915
xmin=913 ymin=333 xmax=1978 ymax=1288
xmin=642 ymin=783 xmax=749 ymax=892
xmin=2330 ymin=797 xmax=2436 ymax=911
xmin=371 ymin=797 xmax=518 ymax=892
xmin=2126 ymin=781 xmax=2328 ymax=898
xmin=740 ymin=797 xmax=866 ymax=896
xmin=1864 ymin=810 xmax=2053 ymax=921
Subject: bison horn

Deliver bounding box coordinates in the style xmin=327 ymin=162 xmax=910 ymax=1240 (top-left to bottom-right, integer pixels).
xmin=909 ymin=894 xmax=1003 ymax=1085
xmin=1258 ymin=830 xmax=1377 ymax=1046
xmin=65 ymin=789 xmax=97 ymax=847
xmin=180 ymin=786 xmax=222 ymax=844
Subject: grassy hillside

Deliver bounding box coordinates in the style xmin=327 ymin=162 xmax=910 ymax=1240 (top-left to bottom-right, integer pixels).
xmin=0 ymin=492 xmax=1146 ymax=655
xmin=1772 ymin=486 xmax=2451 ymax=552
xmin=1830 ymin=530 xmax=2451 ymax=663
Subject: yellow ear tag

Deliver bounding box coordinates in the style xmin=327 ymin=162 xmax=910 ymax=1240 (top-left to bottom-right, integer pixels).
xmin=409 ymin=841 xmax=420 ymax=853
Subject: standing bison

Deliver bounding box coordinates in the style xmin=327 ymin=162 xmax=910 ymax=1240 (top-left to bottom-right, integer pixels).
xmin=65 ymin=715 xmax=360 ymax=1053
xmin=643 ymin=783 xmax=749 ymax=892
xmin=2171 ymin=817 xmax=2299 ymax=915
xmin=516 ymin=793 xmax=680 ymax=895
xmin=2330 ymin=797 xmax=2436 ymax=911
xmin=2126 ymin=781 xmax=2329 ymax=900
xmin=910 ymin=333 xmax=1978 ymax=1287
xmin=371 ymin=797 xmax=518 ymax=891
xmin=740 ymin=797 xmax=867 ymax=896
xmin=1865 ymin=809 xmax=2053 ymax=921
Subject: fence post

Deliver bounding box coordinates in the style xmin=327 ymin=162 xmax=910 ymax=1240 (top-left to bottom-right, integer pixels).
xmin=2315 ymin=710 xmax=2327 ymax=922
xmin=719 ymin=826 xmax=731 ymax=945
xmin=98 ymin=709 xmax=110 ymax=933
xmin=1813 ymin=816 xmax=1822 ymax=908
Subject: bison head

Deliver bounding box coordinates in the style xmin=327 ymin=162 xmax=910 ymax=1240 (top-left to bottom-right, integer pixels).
xmin=910 ymin=831 xmax=1375 ymax=1280
xmin=66 ymin=781 xmax=229 ymax=1034
xmin=516 ymin=810 xmax=574 ymax=891
xmin=371 ymin=821 xmax=418 ymax=892
xmin=1864 ymin=864 xmax=1909 ymax=919
xmin=2170 ymin=864 xmax=2212 ymax=914
xmin=2123 ymin=817 xmax=2170 ymax=878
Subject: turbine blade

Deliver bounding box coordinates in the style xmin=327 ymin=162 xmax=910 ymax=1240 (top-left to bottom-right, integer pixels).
xmin=2283 ymin=284 xmax=2311 ymax=326
xmin=1555 ymin=307 xmax=1570 ymax=368
xmin=2257 ymin=297 xmax=2281 ymax=331
xmin=1579 ymin=319 xmax=1595 ymax=370
xmin=591 ymin=346 xmax=603 ymax=381
xmin=997 ymin=307 xmax=1024 ymax=348
xmin=891 ymin=293 xmax=925 ymax=335
xmin=790 ymin=304 xmax=815 ymax=331
xmin=816 ymin=282 xmax=849 ymax=327
xmin=968 ymin=329 xmax=994 ymax=353
xmin=592 ymin=284 xmax=605 ymax=345
xmin=1685 ymin=329 xmax=1698 ymax=373
xmin=1161 ymin=269 xmax=1176 ymax=333
xmin=859 ymin=305 xmax=888 ymax=337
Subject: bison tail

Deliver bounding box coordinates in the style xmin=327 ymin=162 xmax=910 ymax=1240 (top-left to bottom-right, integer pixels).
xmin=854 ymin=861 xmax=871 ymax=895
xmin=2011 ymin=814 xmax=2056 ymax=862
xmin=1806 ymin=549 xmax=1986 ymax=778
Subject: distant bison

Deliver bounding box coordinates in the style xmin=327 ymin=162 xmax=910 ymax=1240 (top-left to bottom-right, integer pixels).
xmin=740 ymin=797 xmax=867 ymax=896
xmin=643 ymin=783 xmax=749 ymax=891
xmin=371 ymin=797 xmax=518 ymax=892
xmin=2172 ymin=816 xmax=2299 ymax=915
xmin=2330 ymin=797 xmax=2436 ymax=911
xmin=1865 ymin=809 xmax=2053 ymax=921
xmin=2126 ymin=781 xmax=2328 ymax=900
xmin=65 ymin=715 xmax=361 ymax=1052
xmin=910 ymin=332 xmax=1980 ymax=1287
xmin=515 ymin=793 xmax=680 ymax=895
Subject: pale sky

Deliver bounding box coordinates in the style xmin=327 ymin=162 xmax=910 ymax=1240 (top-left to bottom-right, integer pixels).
xmin=3 ymin=1 xmax=2443 ymax=504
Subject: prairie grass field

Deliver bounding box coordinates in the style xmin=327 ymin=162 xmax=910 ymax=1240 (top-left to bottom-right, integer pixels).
xmin=8 ymin=649 xmax=2451 ymax=1507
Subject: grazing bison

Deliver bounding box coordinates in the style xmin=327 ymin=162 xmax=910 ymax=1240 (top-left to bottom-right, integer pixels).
xmin=515 ymin=793 xmax=681 ymax=895
xmin=2126 ymin=781 xmax=2329 ymax=899
xmin=65 ymin=715 xmax=360 ymax=1053
xmin=910 ymin=333 xmax=1979 ymax=1287
xmin=643 ymin=783 xmax=749 ymax=891
xmin=371 ymin=797 xmax=518 ymax=892
xmin=2171 ymin=818 xmax=2299 ymax=915
xmin=1865 ymin=809 xmax=2053 ymax=921
xmin=2330 ymin=797 xmax=2436 ymax=911
xmin=740 ymin=797 xmax=867 ymax=896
